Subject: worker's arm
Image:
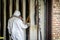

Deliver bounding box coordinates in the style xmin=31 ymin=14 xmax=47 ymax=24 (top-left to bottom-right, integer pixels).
xmin=17 ymin=19 xmax=28 ymax=29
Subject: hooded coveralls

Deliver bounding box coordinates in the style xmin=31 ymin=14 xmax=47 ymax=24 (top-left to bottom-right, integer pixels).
xmin=8 ymin=17 xmax=16 ymax=40
xmin=12 ymin=17 xmax=28 ymax=40
xmin=8 ymin=10 xmax=21 ymax=35
xmin=8 ymin=10 xmax=28 ymax=40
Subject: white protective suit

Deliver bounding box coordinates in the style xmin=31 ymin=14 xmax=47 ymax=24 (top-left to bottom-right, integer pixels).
xmin=12 ymin=17 xmax=28 ymax=40
xmin=8 ymin=10 xmax=28 ymax=40
xmin=8 ymin=10 xmax=21 ymax=34
xmin=8 ymin=17 xmax=16 ymax=35
xmin=8 ymin=16 xmax=17 ymax=40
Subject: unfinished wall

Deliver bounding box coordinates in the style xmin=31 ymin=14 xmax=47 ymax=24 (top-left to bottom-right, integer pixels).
xmin=39 ymin=0 xmax=45 ymax=40
xmin=1 ymin=0 xmax=22 ymax=40
xmin=30 ymin=0 xmax=37 ymax=40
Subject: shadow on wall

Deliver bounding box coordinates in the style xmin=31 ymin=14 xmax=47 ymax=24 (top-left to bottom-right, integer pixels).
xmin=0 ymin=21 xmax=1 ymax=36
xmin=0 ymin=13 xmax=1 ymax=36
xmin=0 ymin=0 xmax=1 ymax=36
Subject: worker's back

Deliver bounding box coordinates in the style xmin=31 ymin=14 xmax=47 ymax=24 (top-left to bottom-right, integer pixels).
xmin=11 ymin=17 xmax=28 ymax=40
xmin=8 ymin=17 xmax=17 ymax=34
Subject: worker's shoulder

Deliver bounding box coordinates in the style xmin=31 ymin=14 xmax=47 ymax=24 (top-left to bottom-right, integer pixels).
xmin=8 ymin=17 xmax=14 ymax=21
xmin=8 ymin=18 xmax=11 ymax=22
xmin=13 ymin=18 xmax=22 ymax=22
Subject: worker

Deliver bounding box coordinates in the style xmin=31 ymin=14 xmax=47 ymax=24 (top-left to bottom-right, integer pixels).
xmin=8 ymin=10 xmax=28 ymax=40
xmin=8 ymin=11 xmax=17 ymax=40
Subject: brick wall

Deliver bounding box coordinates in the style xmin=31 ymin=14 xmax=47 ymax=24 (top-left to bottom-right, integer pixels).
xmin=52 ymin=0 xmax=60 ymax=40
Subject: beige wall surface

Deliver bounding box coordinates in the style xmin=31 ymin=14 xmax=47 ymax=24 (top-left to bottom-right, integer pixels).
xmin=52 ymin=0 xmax=60 ymax=40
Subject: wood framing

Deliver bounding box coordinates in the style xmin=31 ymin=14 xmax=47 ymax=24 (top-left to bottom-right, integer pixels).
xmin=9 ymin=0 xmax=13 ymax=17
xmin=29 ymin=0 xmax=37 ymax=40
xmin=16 ymin=0 xmax=19 ymax=10
xmin=3 ymin=0 xmax=6 ymax=40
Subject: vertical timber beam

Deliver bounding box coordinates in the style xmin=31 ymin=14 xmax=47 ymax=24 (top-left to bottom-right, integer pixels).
xmin=35 ymin=0 xmax=39 ymax=40
xmin=38 ymin=0 xmax=41 ymax=40
xmin=0 ymin=0 xmax=1 ymax=36
xmin=3 ymin=0 xmax=6 ymax=40
xmin=9 ymin=0 xmax=13 ymax=17
xmin=16 ymin=0 xmax=19 ymax=10
xmin=22 ymin=0 xmax=26 ymax=23
xmin=38 ymin=0 xmax=45 ymax=40
xmin=30 ymin=0 xmax=37 ymax=40
xmin=22 ymin=0 xmax=26 ymax=40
